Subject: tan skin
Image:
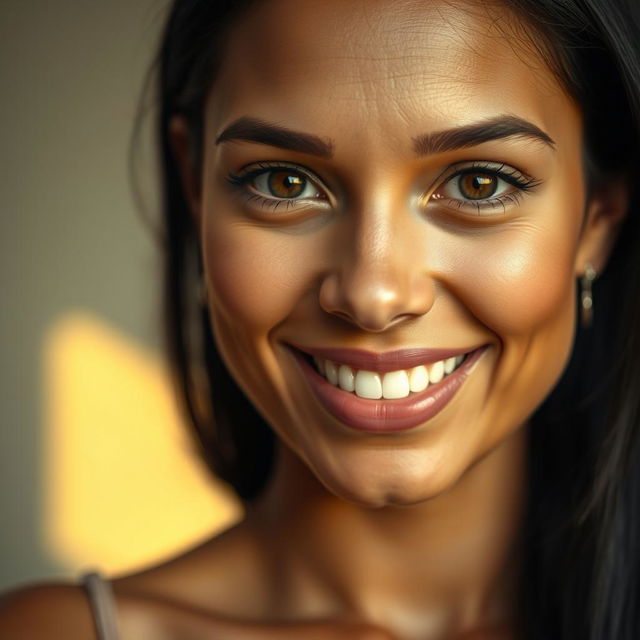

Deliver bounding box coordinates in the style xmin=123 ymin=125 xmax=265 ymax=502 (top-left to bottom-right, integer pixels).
xmin=0 ymin=0 xmax=628 ymax=638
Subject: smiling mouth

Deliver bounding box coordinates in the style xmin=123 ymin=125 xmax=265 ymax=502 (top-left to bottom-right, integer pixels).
xmin=307 ymin=353 xmax=468 ymax=400
xmin=291 ymin=345 xmax=487 ymax=432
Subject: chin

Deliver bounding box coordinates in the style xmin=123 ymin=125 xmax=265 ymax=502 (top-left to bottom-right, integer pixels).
xmin=310 ymin=454 xmax=464 ymax=509
xmin=328 ymin=481 xmax=455 ymax=510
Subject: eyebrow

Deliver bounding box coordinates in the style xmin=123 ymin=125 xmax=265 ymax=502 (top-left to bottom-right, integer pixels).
xmin=215 ymin=114 xmax=555 ymax=158
xmin=413 ymin=115 xmax=555 ymax=155
xmin=215 ymin=117 xmax=334 ymax=158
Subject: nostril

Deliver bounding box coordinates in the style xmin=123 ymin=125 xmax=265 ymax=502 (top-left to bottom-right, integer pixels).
xmin=333 ymin=310 xmax=354 ymax=323
xmin=389 ymin=313 xmax=417 ymax=325
xmin=318 ymin=268 xmax=435 ymax=331
xmin=322 ymin=307 xmax=358 ymax=325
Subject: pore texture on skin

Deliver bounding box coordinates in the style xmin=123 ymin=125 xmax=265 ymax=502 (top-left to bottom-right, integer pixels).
xmin=200 ymin=0 xmax=589 ymax=507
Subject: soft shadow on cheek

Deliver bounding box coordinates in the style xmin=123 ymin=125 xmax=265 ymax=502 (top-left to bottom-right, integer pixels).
xmin=444 ymin=224 xmax=579 ymax=444
xmin=203 ymin=223 xmax=312 ymax=331
xmin=454 ymin=226 xmax=576 ymax=336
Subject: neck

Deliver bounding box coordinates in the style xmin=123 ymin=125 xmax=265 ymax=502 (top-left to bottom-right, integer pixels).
xmin=248 ymin=426 xmax=528 ymax=638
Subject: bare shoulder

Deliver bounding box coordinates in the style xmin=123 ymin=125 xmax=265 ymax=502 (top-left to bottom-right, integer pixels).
xmin=0 ymin=521 xmax=262 ymax=640
xmin=0 ymin=582 xmax=96 ymax=639
xmin=112 ymin=521 xmax=266 ymax=617
xmin=0 ymin=580 xmax=172 ymax=640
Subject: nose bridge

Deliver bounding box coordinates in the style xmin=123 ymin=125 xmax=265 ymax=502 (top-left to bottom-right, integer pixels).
xmin=319 ymin=200 xmax=434 ymax=331
xmin=353 ymin=212 xmax=404 ymax=298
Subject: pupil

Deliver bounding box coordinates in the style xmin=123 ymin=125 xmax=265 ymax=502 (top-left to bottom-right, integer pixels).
xmin=459 ymin=173 xmax=497 ymax=200
xmin=268 ymin=171 xmax=305 ymax=198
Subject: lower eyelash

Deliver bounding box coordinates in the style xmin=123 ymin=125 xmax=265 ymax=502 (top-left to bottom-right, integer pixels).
xmin=449 ymin=191 xmax=525 ymax=215
xmin=244 ymin=193 xmax=298 ymax=211
xmin=227 ymin=164 xmax=539 ymax=215
xmin=226 ymin=169 xmax=320 ymax=211
xmin=439 ymin=164 xmax=540 ymax=214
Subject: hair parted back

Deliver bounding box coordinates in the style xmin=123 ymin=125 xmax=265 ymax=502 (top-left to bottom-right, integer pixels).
xmin=153 ymin=1 xmax=640 ymax=637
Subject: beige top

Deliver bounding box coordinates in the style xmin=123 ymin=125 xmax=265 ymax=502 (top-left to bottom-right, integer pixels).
xmin=81 ymin=572 xmax=121 ymax=640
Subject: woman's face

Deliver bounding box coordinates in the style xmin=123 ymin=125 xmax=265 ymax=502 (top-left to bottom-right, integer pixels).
xmin=193 ymin=0 xmax=607 ymax=506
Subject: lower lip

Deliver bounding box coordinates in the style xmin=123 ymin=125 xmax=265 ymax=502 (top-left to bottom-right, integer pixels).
xmin=293 ymin=346 xmax=487 ymax=433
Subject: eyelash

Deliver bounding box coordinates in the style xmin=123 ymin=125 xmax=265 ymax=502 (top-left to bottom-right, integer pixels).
xmin=225 ymin=161 xmax=541 ymax=215
xmin=431 ymin=161 xmax=542 ymax=215
xmin=226 ymin=162 xmax=325 ymax=213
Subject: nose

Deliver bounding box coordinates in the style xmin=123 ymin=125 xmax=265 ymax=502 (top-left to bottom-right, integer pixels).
xmin=318 ymin=217 xmax=435 ymax=332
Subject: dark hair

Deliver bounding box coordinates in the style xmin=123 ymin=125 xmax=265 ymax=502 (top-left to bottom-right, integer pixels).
xmin=153 ymin=1 xmax=640 ymax=637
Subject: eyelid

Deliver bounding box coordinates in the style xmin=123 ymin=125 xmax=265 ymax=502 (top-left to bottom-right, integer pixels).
xmin=437 ymin=160 xmax=540 ymax=187
xmin=226 ymin=159 xmax=541 ymax=218
xmin=228 ymin=161 xmax=329 ymax=200
xmin=424 ymin=160 xmax=542 ymax=215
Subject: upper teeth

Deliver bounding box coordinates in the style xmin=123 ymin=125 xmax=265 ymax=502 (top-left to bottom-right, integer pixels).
xmin=313 ymin=355 xmax=465 ymax=399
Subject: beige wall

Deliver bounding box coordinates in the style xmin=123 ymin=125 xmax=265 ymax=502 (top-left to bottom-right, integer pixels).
xmin=0 ymin=1 xmax=239 ymax=591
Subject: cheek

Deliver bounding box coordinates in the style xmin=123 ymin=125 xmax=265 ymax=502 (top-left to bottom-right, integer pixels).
xmin=447 ymin=221 xmax=579 ymax=336
xmin=202 ymin=220 xmax=314 ymax=332
xmin=439 ymin=211 xmax=582 ymax=448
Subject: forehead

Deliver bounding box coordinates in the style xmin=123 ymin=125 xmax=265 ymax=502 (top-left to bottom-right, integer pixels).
xmin=209 ymin=0 xmax=578 ymax=152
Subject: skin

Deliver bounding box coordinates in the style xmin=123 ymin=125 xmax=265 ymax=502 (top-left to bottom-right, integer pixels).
xmin=0 ymin=0 xmax=627 ymax=638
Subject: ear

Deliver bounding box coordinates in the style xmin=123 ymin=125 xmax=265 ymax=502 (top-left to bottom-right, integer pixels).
xmin=574 ymin=176 xmax=629 ymax=277
xmin=169 ymin=115 xmax=202 ymax=227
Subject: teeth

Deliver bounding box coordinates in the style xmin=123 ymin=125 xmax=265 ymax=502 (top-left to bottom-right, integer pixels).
xmin=408 ymin=365 xmax=429 ymax=392
xmin=428 ymin=360 xmax=444 ymax=384
xmin=313 ymin=353 xmax=468 ymax=399
xmin=354 ymin=370 xmax=382 ymax=399
xmin=382 ymin=370 xmax=410 ymax=399
xmin=338 ymin=364 xmax=355 ymax=392
xmin=324 ymin=360 xmax=339 ymax=385
xmin=444 ymin=356 xmax=457 ymax=375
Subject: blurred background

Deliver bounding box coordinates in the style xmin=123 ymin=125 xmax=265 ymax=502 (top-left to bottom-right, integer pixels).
xmin=0 ymin=1 xmax=241 ymax=591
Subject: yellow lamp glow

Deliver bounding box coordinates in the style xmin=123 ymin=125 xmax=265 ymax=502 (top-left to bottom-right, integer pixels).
xmin=43 ymin=311 xmax=243 ymax=574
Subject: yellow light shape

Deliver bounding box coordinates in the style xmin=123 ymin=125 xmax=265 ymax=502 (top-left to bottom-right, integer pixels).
xmin=43 ymin=311 xmax=243 ymax=574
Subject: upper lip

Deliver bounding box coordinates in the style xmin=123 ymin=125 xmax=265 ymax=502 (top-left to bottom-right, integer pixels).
xmin=290 ymin=344 xmax=480 ymax=373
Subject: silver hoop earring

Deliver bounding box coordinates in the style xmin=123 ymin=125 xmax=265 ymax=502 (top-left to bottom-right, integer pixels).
xmin=580 ymin=263 xmax=597 ymax=328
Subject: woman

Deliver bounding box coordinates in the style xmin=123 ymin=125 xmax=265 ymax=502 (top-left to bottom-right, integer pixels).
xmin=1 ymin=0 xmax=639 ymax=638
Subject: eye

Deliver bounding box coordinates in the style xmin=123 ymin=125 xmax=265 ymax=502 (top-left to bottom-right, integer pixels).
xmin=226 ymin=163 xmax=326 ymax=209
xmin=252 ymin=168 xmax=321 ymax=200
xmin=429 ymin=163 xmax=541 ymax=214
xmin=455 ymin=172 xmax=500 ymax=199
xmin=438 ymin=170 xmax=511 ymax=202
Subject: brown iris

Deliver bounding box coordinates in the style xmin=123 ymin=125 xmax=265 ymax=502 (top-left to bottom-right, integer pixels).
xmin=458 ymin=172 xmax=498 ymax=200
xmin=267 ymin=171 xmax=306 ymax=198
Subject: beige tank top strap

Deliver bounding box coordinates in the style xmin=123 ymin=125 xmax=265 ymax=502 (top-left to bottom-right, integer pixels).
xmin=81 ymin=571 xmax=122 ymax=640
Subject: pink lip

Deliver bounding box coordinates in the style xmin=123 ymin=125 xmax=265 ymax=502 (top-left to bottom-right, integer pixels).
xmin=290 ymin=345 xmax=470 ymax=374
xmin=291 ymin=345 xmax=488 ymax=433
